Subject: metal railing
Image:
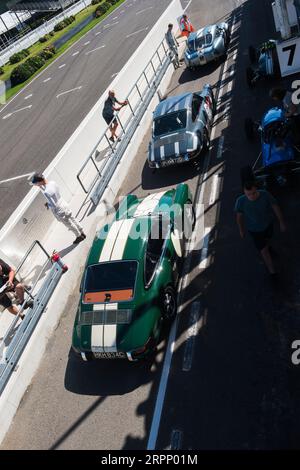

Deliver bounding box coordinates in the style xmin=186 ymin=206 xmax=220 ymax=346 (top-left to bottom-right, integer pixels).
xmin=76 ymin=39 xmax=171 ymax=206
xmin=0 ymin=241 xmax=68 ymax=395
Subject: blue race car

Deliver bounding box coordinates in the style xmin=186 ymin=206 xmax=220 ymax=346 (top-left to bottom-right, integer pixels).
xmin=246 ymin=40 xmax=280 ymax=88
xmin=245 ymin=107 xmax=300 ymax=186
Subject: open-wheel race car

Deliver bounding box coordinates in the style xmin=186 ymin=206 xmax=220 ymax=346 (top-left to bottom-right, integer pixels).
xmin=244 ymin=107 xmax=300 ymax=186
xmin=246 ymin=39 xmax=280 ymax=88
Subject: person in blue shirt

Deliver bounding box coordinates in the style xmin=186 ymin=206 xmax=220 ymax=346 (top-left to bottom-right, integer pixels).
xmin=235 ymin=180 xmax=286 ymax=275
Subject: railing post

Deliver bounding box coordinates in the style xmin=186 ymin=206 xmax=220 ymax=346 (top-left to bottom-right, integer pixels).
xmin=135 ymin=83 xmax=143 ymax=101
xmin=143 ymin=71 xmax=150 ymax=88
xmin=157 ymin=49 xmax=163 ymax=65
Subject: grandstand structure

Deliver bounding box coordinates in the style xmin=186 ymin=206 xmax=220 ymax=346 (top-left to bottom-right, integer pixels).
xmin=7 ymin=0 xmax=80 ymax=12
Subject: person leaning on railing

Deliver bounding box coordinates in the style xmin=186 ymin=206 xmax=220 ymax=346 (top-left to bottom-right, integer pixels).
xmin=0 ymin=259 xmax=33 ymax=319
xmin=102 ymin=90 xmax=128 ymax=143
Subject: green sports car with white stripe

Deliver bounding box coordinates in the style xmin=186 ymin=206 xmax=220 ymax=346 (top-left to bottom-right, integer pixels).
xmin=72 ymin=184 xmax=195 ymax=361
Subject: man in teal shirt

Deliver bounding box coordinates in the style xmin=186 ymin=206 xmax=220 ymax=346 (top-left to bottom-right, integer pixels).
xmin=235 ymin=181 xmax=286 ymax=275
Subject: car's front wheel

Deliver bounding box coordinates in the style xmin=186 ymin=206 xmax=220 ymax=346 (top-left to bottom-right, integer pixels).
xmin=161 ymin=286 xmax=177 ymax=322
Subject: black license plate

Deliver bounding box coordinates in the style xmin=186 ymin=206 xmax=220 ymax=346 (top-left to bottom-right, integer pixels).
xmin=93 ymin=351 xmax=126 ymax=359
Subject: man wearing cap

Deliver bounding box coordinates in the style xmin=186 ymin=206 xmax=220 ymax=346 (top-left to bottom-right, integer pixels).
xmin=102 ymin=90 xmax=128 ymax=143
xmin=31 ymin=173 xmax=86 ymax=245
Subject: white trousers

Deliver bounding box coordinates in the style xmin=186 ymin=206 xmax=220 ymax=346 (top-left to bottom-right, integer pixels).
xmin=52 ymin=206 xmax=83 ymax=237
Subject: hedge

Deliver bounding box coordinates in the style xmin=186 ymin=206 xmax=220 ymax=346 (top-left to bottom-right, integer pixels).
xmin=39 ymin=34 xmax=49 ymax=43
xmin=25 ymin=56 xmax=45 ymax=71
xmin=9 ymin=48 xmax=30 ymax=65
xmin=94 ymin=2 xmax=111 ymax=17
xmin=10 ymin=46 xmax=55 ymax=86
xmin=53 ymin=15 xmax=75 ymax=31
xmin=11 ymin=63 xmax=35 ymax=86
xmin=0 ymin=67 xmax=3 ymax=75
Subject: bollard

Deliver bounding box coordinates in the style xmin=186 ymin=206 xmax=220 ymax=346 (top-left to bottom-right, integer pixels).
xmin=51 ymin=251 xmax=68 ymax=273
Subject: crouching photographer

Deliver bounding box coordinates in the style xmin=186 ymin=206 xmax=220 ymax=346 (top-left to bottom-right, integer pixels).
xmin=0 ymin=258 xmax=33 ymax=320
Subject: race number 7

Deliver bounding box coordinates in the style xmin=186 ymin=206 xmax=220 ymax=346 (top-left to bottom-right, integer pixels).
xmin=282 ymin=44 xmax=297 ymax=67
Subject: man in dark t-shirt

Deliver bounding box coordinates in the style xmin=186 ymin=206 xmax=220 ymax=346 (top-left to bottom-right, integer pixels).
xmin=235 ymin=181 xmax=286 ymax=276
xmin=0 ymin=259 xmax=32 ymax=318
xmin=102 ymin=90 xmax=128 ymax=142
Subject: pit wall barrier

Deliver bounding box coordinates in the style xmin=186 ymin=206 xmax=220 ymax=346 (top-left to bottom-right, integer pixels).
xmin=0 ymin=0 xmax=183 ymax=269
xmin=0 ymin=0 xmax=93 ymax=66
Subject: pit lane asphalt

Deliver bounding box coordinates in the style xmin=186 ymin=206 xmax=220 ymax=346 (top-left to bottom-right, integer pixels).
xmin=2 ymin=0 xmax=300 ymax=450
xmin=0 ymin=0 xmax=173 ymax=228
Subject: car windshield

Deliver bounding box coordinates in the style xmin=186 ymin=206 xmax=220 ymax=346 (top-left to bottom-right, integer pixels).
xmin=83 ymin=261 xmax=138 ymax=303
xmin=154 ymin=110 xmax=187 ymax=136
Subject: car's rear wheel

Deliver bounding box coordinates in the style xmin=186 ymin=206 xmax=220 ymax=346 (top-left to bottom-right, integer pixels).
xmin=161 ymin=286 xmax=177 ymax=322
xmin=248 ymin=45 xmax=257 ymax=64
xmin=245 ymin=118 xmax=255 ymax=140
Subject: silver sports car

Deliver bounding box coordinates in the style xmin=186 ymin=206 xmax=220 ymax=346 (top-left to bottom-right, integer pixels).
xmin=148 ymin=85 xmax=215 ymax=169
xmin=184 ymin=22 xmax=229 ymax=69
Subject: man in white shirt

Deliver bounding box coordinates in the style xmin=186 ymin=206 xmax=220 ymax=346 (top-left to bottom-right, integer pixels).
xmin=31 ymin=173 xmax=86 ymax=244
xmin=165 ymin=24 xmax=182 ymax=69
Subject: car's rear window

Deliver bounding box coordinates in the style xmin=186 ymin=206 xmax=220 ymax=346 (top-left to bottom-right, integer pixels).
xmin=154 ymin=110 xmax=187 ymax=136
xmin=189 ymin=34 xmax=212 ymax=51
xmin=83 ymin=261 xmax=138 ymax=303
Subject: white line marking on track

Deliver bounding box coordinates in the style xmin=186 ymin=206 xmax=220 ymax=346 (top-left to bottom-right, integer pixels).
xmin=24 ymin=94 xmax=32 ymax=100
xmin=126 ymin=27 xmax=148 ymax=38
xmin=199 ymin=227 xmax=211 ymax=269
xmin=182 ymin=302 xmax=201 ymax=372
xmin=72 ymin=51 xmax=80 ymax=56
xmin=2 ymin=105 xmax=32 ymax=120
xmin=104 ymin=21 xmax=118 ymax=29
xmin=209 ymin=174 xmax=220 ymax=205
xmin=0 ymin=172 xmax=34 ymax=184
xmin=85 ymin=45 xmax=106 ymax=55
xmin=136 ymin=6 xmax=152 ymax=14
xmin=217 ymin=135 xmax=225 ymax=159
xmin=56 ymin=86 xmax=82 ymax=98
xmin=43 ymin=77 xmax=51 ymax=83
xmin=111 ymin=72 xmax=119 ymax=78
xmin=120 ymin=9 xmax=125 ymax=13
xmin=184 ymin=0 xmax=192 ymax=11
xmin=58 ymin=64 xmax=66 ymax=69
xmin=95 ymin=31 xmax=102 ymax=36
xmin=147 ymin=314 xmax=178 ymax=450
xmin=84 ymin=41 xmax=90 ymax=45
xmin=112 ymin=16 xmax=118 ymax=20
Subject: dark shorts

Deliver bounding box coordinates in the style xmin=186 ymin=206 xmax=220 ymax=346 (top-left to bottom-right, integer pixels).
xmin=249 ymin=223 xmax=273 ymax=251
xmin=0 ymin=294 xmax=13 ymax=309
xmin=103 ymin=114 xmax=117 ymax=126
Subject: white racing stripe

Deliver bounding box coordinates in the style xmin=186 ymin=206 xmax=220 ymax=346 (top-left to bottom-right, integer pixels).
xmin=99 ymin=219 xmax=124 ymax=262
xmin=159 ymin=146 xmax=165 ymax=161
xmin=91 ymin=303 xmax=118 ymax=352
xmin=110 ymin=218 xmax=135 ymax=260
xmin=133 ymin=191 xmax=165 ymax=217
xmin=174 ymin=142 xmax=180 ymax=155
xmin=91 ymin=325 xmax=104 ymax=351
